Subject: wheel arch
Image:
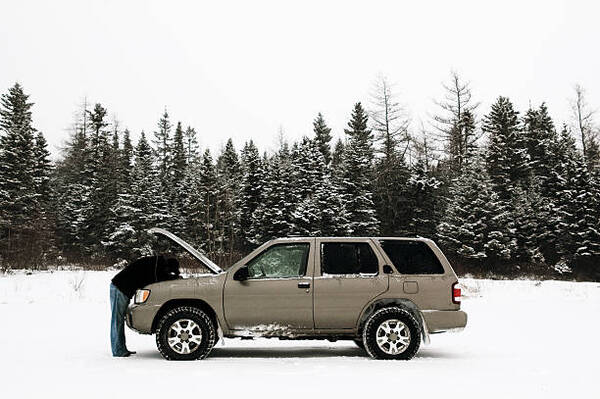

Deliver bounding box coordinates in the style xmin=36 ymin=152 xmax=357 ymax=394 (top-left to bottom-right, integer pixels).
xmin=357 ymin=298 xmax=430 ymax=344
xmin=152 ymin=298 xmax=219 ymax=333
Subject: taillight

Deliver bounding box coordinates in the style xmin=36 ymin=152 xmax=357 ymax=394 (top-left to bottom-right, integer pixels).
xmin=452 ymin=282 xmax=461 ymax=304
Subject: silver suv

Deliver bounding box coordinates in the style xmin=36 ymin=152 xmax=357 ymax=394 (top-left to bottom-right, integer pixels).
xmin=126 ymin=228 xmax=467 ymax=360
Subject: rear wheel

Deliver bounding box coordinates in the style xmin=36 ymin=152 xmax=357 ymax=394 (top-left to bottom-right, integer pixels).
xmin=353 ymin=339 xmax=365 ymax=350
xmin=362 ymin=307 xmax=421 ymax=360
xmin=156 ymin=306 xmax=216 ymax=360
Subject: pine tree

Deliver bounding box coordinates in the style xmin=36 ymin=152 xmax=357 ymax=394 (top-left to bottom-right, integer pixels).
xmin=54 ymin=108 xmax=91 ymax=256
xmin=483 ymin=96 xmax=530 ymax=200
xmin=0 ymin=83 xmax=45 ymax=266
xmin=83 ymin=105 xmax=120 ymax=254
xmin=331 ymin=138 xmax=345 ymax=170
xmin=190 ymin=149 xmax=219 ymax=253
xmin=406 ymin=159 xmax=440 ymax=237
xmin=183 ymin=126 xmax=199 ymax=164
xmin=121 ymin=129 xmax=134 ymax=183
xmin=340 ymin=102 xmax=379 ymax=235
xmin=292 ymin=138 xmax=348 ymax=236
xmin=522 ymin=103 xmax=556 ymax=182
xmin=169 ymin=122 xmax=187 ymax=235
xmin=251 ymin=143 xmax=295 ymax=242
xmin=240 ymin=140 xmax=263 ymax=248
xmin=105 ymin=132 xmax=153 ymax=258
xmin=153 ymin=110 xmax=172 ymax=187
xmin=312 ymin=113 xmax=333 ymax=166
xmin=437 ymin=156 xmax=517 ymax=268
xmin=0 ymin=83 xmax=37 ymax=230
xmin=171 ymin=122 xmax=187 ymax=186
xmin=216 ymin=138 xmax=242 ymax=258
xmin=129 ymin=132 xmax=166 ymax=246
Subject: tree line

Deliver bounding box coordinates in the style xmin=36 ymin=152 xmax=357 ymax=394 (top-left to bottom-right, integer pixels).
xmin=0 ymin=75 xmax=599 ymax=279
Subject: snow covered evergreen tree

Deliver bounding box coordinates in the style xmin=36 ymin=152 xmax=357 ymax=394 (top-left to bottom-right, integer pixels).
xmin=251 ymin=142 xmax=296 ymax=242
xmin=437 ymin=156 xmax=518 ymax=268
xmin=0 ymin=83 xmax=37 ymax=231
xmin=216 ymin=139 xmax=242 ymax=258
xmin=483 ymin=96 xmax=531 ymax=200
xmin=109 ymin=132 xmax=166 ymax=257
xmin=183 ymin=126 xmax=199 ymax=164
xmin=340 ymin=102 xmax=379 ymax=235
xmin=331 ymin=138 xmax=345 ymax=170
xmin=153 ymin=110 xmax=172 ymax=188
xmin=239 ymin=140 xmax=263 ymax=248
xmin=312 ymin=113 xmax=333 ymax=166
xmin=169 ymin=122 xmax=188 ymax=236
xmin=406 ymin=159 xmax=440 ymax=237
xmin=291 ymin=137 xmax=348 ymax=236
xmin=0 ymin=83 xmax=52 ymax=266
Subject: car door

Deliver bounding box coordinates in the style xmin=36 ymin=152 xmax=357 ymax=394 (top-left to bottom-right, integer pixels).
xmin=313 ymin=238 xmax=389 ymax=330
xmin=223 ymin=240 xmax=315 ymax=332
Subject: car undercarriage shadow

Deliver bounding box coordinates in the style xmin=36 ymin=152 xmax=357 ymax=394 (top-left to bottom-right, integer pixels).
xmin=135 ymin=344 xmax=461 ymax=360
xmin=210 ymin=346 xmax=365 ymax=358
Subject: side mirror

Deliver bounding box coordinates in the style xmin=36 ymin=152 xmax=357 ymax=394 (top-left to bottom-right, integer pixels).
xmin=233 ymin=265 xmax=249 ymax=281
xmin=383 ymin=265 xmax=394 ymax=274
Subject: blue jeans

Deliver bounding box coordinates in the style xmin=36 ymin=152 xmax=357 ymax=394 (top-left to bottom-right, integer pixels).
xmin=110 ymin=283 xmax=131 ymax=356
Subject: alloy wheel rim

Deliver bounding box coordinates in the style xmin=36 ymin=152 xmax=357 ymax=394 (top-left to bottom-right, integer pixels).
xmin=167 ymin=319 xmax=202 ymax=354
xmin=375 ymin=319 xmax=410 ymax=355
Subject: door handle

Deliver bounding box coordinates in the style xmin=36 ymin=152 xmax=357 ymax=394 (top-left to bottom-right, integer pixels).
xmin=298 ymin=282 xmax=310 ymax=289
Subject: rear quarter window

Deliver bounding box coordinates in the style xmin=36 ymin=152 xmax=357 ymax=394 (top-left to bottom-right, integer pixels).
xmin=379 ymin=240 xmax=445 ymax=274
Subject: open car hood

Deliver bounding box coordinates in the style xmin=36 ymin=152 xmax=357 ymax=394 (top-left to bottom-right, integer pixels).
xmin=148 ymin=227 xmax=223 ymax=274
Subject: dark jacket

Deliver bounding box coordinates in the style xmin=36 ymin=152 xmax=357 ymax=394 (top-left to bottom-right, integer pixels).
xmin=111 ymin=255 xmax=180 ymax=298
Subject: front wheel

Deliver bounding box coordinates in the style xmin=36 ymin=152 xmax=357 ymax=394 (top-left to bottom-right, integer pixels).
xmin=362 ymin=307 xmax=421 ymax=360
xmin=156 ymin=306 xmax=216 ymax=360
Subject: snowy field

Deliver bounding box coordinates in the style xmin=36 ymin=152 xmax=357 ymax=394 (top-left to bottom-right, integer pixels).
xmin=0 ymin=271 xmax=598 ymax=398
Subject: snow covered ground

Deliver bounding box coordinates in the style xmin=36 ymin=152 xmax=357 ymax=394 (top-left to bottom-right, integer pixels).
xmin=0 ymin=271 xmax=598 ymax=398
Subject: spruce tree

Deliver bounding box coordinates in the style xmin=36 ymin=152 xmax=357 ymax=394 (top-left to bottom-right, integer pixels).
xmin=183 ymin=126 xmax=199 ymax=164
xmin=331 ymin=138 xmax=345 ymax=170
xmin=406 ymin=159 xmax=440 ymax=237
xmin=217 ymin=138 xmax=242 ymax=258
xmin=53 ymin=111 xmax=91 ymax=255
xmin=153 ymin=110 xmax=172 ymax=187
xmin=483 ymin=96 xmax=531 ymax=200
xmin=0 ymin=83 xmax=47 ymax=266
xmin=437 ymin=156 xmax=517 ymax=268
xmin=292 ymin=138 xmax=348 ymax=236
xmin=169 ymin=122 xmax=187 ymax=235
xmin=0 ymin=83 xmax=37 ymax=230
xmin=251 ymin=143 xmax=295 ymax=242
xmin=340 ymin=102 xmax=379 ymax=235
xmin=240 ymin=140 xmax=263 ymax=248
xmin=312 ymin=113 xmax=333 ymax=166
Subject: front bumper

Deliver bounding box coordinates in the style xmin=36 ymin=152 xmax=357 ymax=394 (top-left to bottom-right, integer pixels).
xmin=422 ymin=310 xmax=467 ymax=333
xmin=126 ymin=303 xmax=161 ymax=334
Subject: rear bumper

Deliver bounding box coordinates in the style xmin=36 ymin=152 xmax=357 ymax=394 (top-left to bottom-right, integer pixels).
xmin=422 ymin=310 xmax=467 ymax=333
xmin=126 ymin=303 xmax=160 ymax=334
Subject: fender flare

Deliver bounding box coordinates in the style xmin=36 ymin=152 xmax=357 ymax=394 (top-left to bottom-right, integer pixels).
xmin=357 ymin=298 xmax=430 ymax=345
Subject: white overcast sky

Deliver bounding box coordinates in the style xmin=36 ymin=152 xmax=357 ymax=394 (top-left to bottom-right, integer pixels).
xmin=1 ymin=0 xmax=599 ymax=157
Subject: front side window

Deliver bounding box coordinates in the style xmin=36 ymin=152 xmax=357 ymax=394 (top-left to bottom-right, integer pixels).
xmin=379 ymin=240 xmax=445 ymax=274
xmin=321 ymin=242 xmax=379 ymax=275
xmin=247 ymin=243 xmax=310 ymax=279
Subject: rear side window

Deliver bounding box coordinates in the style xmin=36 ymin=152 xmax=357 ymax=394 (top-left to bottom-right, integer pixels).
xmin=321 ymin=242 xmax=378 ymax=275
xmin=379 ymin=240 xmax=445 ymax=274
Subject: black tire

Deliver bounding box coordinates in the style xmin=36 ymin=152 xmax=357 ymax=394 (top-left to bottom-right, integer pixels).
xmin=362 ymin=307 xmax=421 ymax=360
xmin=156 ymin=306 xmax=216 ymax=360
xmin=353 ymin=339 xmax=365 ymax=350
